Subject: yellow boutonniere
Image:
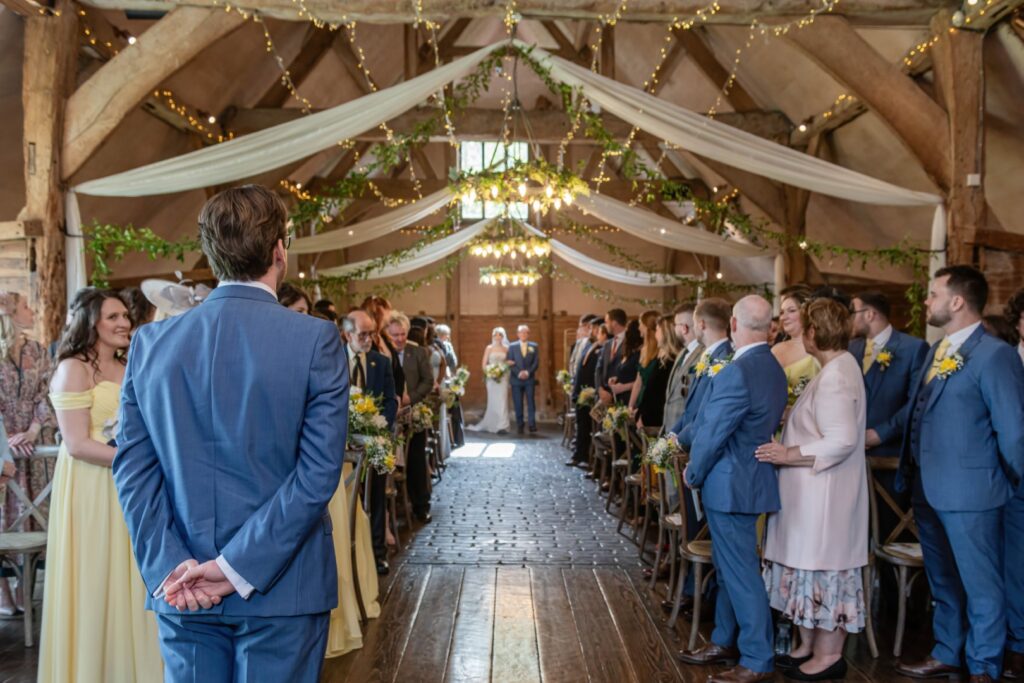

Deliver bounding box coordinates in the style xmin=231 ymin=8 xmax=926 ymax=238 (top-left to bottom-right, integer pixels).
xmin=694 ymin=360 xmax=707 ymax=375
xmin=936 ymin=353 xmax=964 ymax=380
xmin=875 ymin=349 xmax=893 ymax=370
xmin=705 ymin=355 xmax=733 ymax=377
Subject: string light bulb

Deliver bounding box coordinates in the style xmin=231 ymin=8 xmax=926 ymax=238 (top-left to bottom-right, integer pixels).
xmin=127 ymin=35 xmax=137 ymax=45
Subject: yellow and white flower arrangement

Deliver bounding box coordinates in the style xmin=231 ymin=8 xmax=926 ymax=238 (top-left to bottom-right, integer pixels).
xmin=601 ymin=404 xmax=632 ymax=435
xmin=644 ymin=435 xmax=681 ymax=472
xmin=556 ymin=368 xmax=573 ymax=394
xmin=411 ymin=402 xmax=435 ymax=432
xmin=705 ymin=355 xmax=733 ymax=378
xmin=364 ymin=435 xmax=397 ymax=475
xmin=347 ymin=387 xmax=397 ymax=475
xmin=787 ymin=376 xmax=811 ymax=406
xmin=485 ymin=362 xmax=510 ymax=382
xmin=576 ymin=387 xmax=597 ymax=408
xmin=935 ymin=352 xmax=964 ymax=380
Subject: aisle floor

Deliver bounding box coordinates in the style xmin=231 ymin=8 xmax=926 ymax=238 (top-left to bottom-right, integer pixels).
xmin=323 ymin=428 xmax=936 ymax=683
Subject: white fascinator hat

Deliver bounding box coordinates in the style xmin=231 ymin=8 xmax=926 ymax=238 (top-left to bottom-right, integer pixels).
xmin=141 ymin=272 xmax=212 ymax=318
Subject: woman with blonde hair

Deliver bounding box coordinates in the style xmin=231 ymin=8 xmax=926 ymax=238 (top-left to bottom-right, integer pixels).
xmin=629 ymin=311 xmax=678 ymax=430
xmin=0 ymin=291 xmax=54 ymax=615
xmin=772 ymin=284 xmax=820 ymax=395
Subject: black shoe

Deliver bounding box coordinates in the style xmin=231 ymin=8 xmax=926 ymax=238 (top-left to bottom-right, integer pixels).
xmin=564 ymin=459 xmax=579 ymax=466
xmin=517 ymin=424 xmax=525 ymax=435
xmin=529 ymin=425 xmax=538 ymax=433
xmin=375 ymin=560 xmax=390 ymax=576
xmin=786 ymin=658 xmax=847 ymax=681
xmin=776 ymin=653 xmax=813 ymax=672
xmin=415 ymin=512 xmax=432 ymax=524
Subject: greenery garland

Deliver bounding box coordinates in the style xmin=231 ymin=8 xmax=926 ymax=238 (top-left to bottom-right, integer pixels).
xmin=305 ymin=252 xmax=465 ymax=301
xmin=85 ymin=221 xmax=200 ymax=288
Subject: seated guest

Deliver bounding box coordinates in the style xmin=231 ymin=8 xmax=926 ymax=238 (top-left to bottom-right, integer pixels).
xmin=629 ymin=312 xmax=679 ymax=431
xmin=755 ymin=298 xmax=868 ymax=681
xmin=892 ymin=266 xmax=1024 ymax=683
xmin=772 ymin=285 xmax=819 ymax=394
xmin=669 ymin=297 xmax=734 ymax=447
xmin=278 ymin=282 xmax=312 ymax=314
xmin=608 ymin=318 xmax=642 ymax=404
xmin=388 ymin=312 xmax=434 ymax=523
xmin=596 ymin=308 xmax=628 ymax=405
xmin=677 ymin=295 xmax=787 ymax=682
xmin=314 ymin=298 xmax=337 ymax=320
xmin=568 ymin=319 xmax=604 ymax=467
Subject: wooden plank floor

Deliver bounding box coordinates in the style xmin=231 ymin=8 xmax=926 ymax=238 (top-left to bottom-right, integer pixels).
xmin=0 ymin=428 xmax=939 ymax=682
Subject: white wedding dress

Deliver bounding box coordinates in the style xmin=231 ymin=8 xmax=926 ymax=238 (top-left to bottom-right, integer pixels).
xmin=468 ymin=349 xmax=511 ymax=433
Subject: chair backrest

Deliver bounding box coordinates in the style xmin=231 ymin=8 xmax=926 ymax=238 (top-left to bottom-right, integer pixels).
xmin=866 ymin=456 xmax=918 ymax=549
xmin=4 ymin=445 xmax=60 ymax=533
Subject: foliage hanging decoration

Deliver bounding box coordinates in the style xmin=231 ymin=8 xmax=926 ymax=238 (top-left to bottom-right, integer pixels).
xmin=85 ymin=221 xmax=200 ymax=288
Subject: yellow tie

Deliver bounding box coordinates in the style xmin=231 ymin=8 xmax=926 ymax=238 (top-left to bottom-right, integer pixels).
xmin=925 ymin=338 xmax=951 ymax=384
xmin=862 ymin=339 xmax=875 ymax=375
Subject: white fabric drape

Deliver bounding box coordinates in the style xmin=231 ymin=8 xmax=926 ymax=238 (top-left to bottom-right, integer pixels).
xmin=316 ymin=217 xmax=495 ymax=279
xmin=64 ymin=192 xmax=88 ymax=298
xmin=289 ymin=187 xmax=453 ymax=254
xmin=573 ymin=192 xmax=769 ymax=259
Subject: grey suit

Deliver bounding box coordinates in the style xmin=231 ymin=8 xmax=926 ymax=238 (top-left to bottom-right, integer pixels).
xmin=399 ymin=342 xmax=434 ymax=516
xmin=663 ymin=341 xmax=705 ymax=434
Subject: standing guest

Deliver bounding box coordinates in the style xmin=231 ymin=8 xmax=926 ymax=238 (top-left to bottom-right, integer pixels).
xmin=1004 ymin=286 xmax=1024 ymax=679
xmin=571 ymin=323 xmax=607 ymax=468
xmin=609 ymin=319 xmax=642 ymax=404
xmin=120 ymin=286 xmax=156 ymax=329
xmin=772 ymin=285 xmax=820 ymax=393
xmin=40 ymin=288 xmax=162 ymax=682
xmin=630 ymin=312 xmax=679 ymax=430
xmin=423 ymin=325 xmax=446 ymax=386
xmin=278 ymin=282 xmax=312 ymax=314
xmin=388 ymin=312 xmax=434 ymax=523
xmin=677 ymin=295 xmax=788 ymax=683
xmin=981 ymin=315 xmax=1016 ymax=345
xmin=756 ymin=298 xmax=868 ymax=681
xmin=0 ymin=290 xmax=54 ymax=615
xmin=435 ymin=323 xmax=465 ymax=447
xmin=114 ymin=185 xmax=348 ymax=682
xmin=346 ymin=311 xmax=398 ymax=576
xmin=663 ymin=302 xmax=703 ymax=433
xmin=568 ymin=314 xmax=593 ymax=377
xmin=363 ymin=296 xmax=405 ymax=400
xmin=314 ymin=299 xmax=337 ymax=320
xmin=596 ymin=309 xmax=628 ymax=404
xmin=769 ymin=317 xmax=783 ymax=346
xmin=669 ymin=297 xmax=734 ymax=448
xmin=507 ymin=324 xmax=540 ymax=434
xmin=892 ymin=266 xmax=1024 ymax=683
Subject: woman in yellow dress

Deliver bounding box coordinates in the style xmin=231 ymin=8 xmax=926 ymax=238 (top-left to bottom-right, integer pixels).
xmin=323 ymin=446 xmax=382 ymax=657
xmin=38 ymin=289 xmax=162 ymax=682
xmin=772 ymin=285 xmax=821 ymax=394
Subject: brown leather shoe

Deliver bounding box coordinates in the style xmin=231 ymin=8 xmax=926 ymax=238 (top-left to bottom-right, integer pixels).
xmin=708 ymin=665 xmax=773 ymax=683
xmin=894 ymin=656 xmax=962 ymax=679
xmin=1006 ymin=650 xmax=1024 ymax=679
xmin=678 ymin=642 xmax=739 ymax=665
xmin=967 ymin=676 xmax=992 ymax=683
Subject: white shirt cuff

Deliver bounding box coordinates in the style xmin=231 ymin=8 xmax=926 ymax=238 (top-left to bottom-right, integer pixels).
xmin=216 ymin=554 xmax=255 ymax=600
xmin=152 ymin=568 xmax=175 ymax=599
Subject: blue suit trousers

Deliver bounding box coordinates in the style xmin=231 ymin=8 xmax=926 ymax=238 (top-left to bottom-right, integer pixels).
xmin=157 ymin=612 xmax=329 ymax=683
xmin=1005 ymin=487 xmax=1024 ymax=655
xmin=912 ymin=477 xmax=1005 ymax=678
xmin=705 ymin=509 xmax=774 ymax=674
xmin=511 ymin=380 xmax=536 ymax=428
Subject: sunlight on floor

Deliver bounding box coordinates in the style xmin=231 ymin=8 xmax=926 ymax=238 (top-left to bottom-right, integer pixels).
xmin=451 ymin=442 xmax=516 ymax=459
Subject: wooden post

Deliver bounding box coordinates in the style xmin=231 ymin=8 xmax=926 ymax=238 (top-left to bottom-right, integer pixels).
xmin=20 ymin=0 xmax=77 ymax=342
xmin=599 ymin=24 xmax=615 ymax=79
xmin=444 ymin=144 xmax=462 ymax=356
xmin=931 ymin=13 xmax=986 ymax=265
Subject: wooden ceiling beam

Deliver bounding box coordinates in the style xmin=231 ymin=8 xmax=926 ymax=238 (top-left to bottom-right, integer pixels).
xmin=256 ymin=25 xmax=336 ymax=108
xmin=331 ymin=30 xmax=378 ymax=93
xmin=0 ymin=0 xmax=46 ymax=16
xmin=786 ymin=15 xmax=951 ymax=192
xmin=672 ymin=26 xmax=760 ymax=112
xmin=229 ymin=106 xmax=791 ymax=142
xmin=77 ymin=0 xmax=952 ymax=26
xmin=63 ymin=7 xmax=244 ymax=180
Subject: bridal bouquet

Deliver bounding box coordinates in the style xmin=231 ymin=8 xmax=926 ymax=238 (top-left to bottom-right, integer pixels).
xmin=485 ymin=362 xmax=510 ymax=382
xmin=576 ymin=387 xmax=596 ymax=408
xmin=644 ymin=435 xmax=681 ymax=472
xmin=601 ymin=404 xmax=632 ymax=436
xmin=556 ymin=368 xmax=573 ymax=394
xmin=411 ymin=403 xmax=435 ymax=433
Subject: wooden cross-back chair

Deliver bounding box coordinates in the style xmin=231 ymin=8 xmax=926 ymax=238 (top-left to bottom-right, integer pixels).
xmin=0 ymin=444 xmax=59 ymax=647
xmin=867 ymin=456 xmax=922 ymax=657
xmin=632 ymin=426 xmax=663 ymax=558
xmin=588 ymin=403 xmax=612 ymax=488
xmin=605 ymin=422 xmax=636 ymax=513
xmin=561 ymin=393 xmax=577 ymax=449
xmin=344 ymin=446 xmax=369 ymax=624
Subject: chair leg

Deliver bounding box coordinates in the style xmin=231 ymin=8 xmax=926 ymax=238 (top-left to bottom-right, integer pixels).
xmin=400 ymin=479 xmax=414 ymax=531
xmin=667 ymin=536 xmax=678 ymax=602
xmin=638 ymin=502 xmax=652 ymax=558
xmin=863 ymin=565 xmax=879 ymax=659
xmin=23 ymin=553 xmax=36 ymax=648
xmin=351 ymin=542 xmax=368 ymax=623
xmin=667 ymin=548 xmax=688 ymax=629
xmin=649 ymin=524 xmax=665 ymax=590
xmin=894 ymin=565 xmax=909 ymax=658
xmin=616 ymin=483 xmax=631 ymax=534
xmin=687 ymin=564 xmax=705 ymax=651
xmin=388 ymin=500 xmax=402 ymax=550
xmin=631 ymin=490 xmax=642 ymax=543
xmin=605 ymin=468 xmax=618 ymax=511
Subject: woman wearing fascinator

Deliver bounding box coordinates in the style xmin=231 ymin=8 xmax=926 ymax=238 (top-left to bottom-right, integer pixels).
xmin=140 ymin=273 xmax=213 ymax=320
xmin=39 ymin=288 xmax=162 ymax=682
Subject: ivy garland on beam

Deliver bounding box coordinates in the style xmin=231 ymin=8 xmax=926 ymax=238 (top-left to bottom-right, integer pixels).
xmin=305 ymin=252 xmax=466 ymax=301
xmin=85 ymin=221 xmax=200 ymax=288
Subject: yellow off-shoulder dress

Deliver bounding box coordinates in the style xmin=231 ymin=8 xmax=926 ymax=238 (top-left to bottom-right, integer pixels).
xmin=783 ymin=354 xmax=821 ymax=394
xmin=324 ymin=461 xmax=381 ymax=658
xmin=38 ymin=382 xmax=162 ymax=683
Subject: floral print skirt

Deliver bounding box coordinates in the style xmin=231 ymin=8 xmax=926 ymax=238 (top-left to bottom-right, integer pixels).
xmin=763 ymin=561 xmax=866 ymax=633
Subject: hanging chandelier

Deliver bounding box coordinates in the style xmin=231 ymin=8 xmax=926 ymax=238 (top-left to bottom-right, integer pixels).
xmin=479 ymin=264 xmax=542 ymax=287
xmin=468 ymin=216 xmax=551 ymax=260
xmin=453 ymin=159 xmax=589 ymax=217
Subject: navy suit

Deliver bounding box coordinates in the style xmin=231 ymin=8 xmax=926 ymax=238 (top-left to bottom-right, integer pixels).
xmin=508 ymin=340 xmax=540 ymax=428
xmin=114 ymin=285 xmax=348 ymax=682
xmin=684 ymin=343 xmax=788 ymax=674
xmin=849 ymin=329 xmax=929 ymax=457
xmin=354 ymin=348 xmax=397 ymax=563
xmin=1009 ymin=351 xmax=1024 ymax=658
xmin=670 ymin=339 xmax=734 ymax=448
xmin=896 ymin=326 xmax=1024 ymax=678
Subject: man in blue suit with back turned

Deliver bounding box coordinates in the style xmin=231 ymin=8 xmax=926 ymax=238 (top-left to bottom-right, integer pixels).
xmin=677 ymin=295 xmax=787 ymax=683
xmin=507 ymin=324 xmax=539 ymax=435
xmin=892 ymin=266 xmax=1024 ymax=683
xmin=113 ymin=185 xmax=349 ymax=682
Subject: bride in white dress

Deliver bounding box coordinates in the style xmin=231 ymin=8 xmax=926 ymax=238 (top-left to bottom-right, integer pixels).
xmin=468 ymin=327 xmax=512 ymax=434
